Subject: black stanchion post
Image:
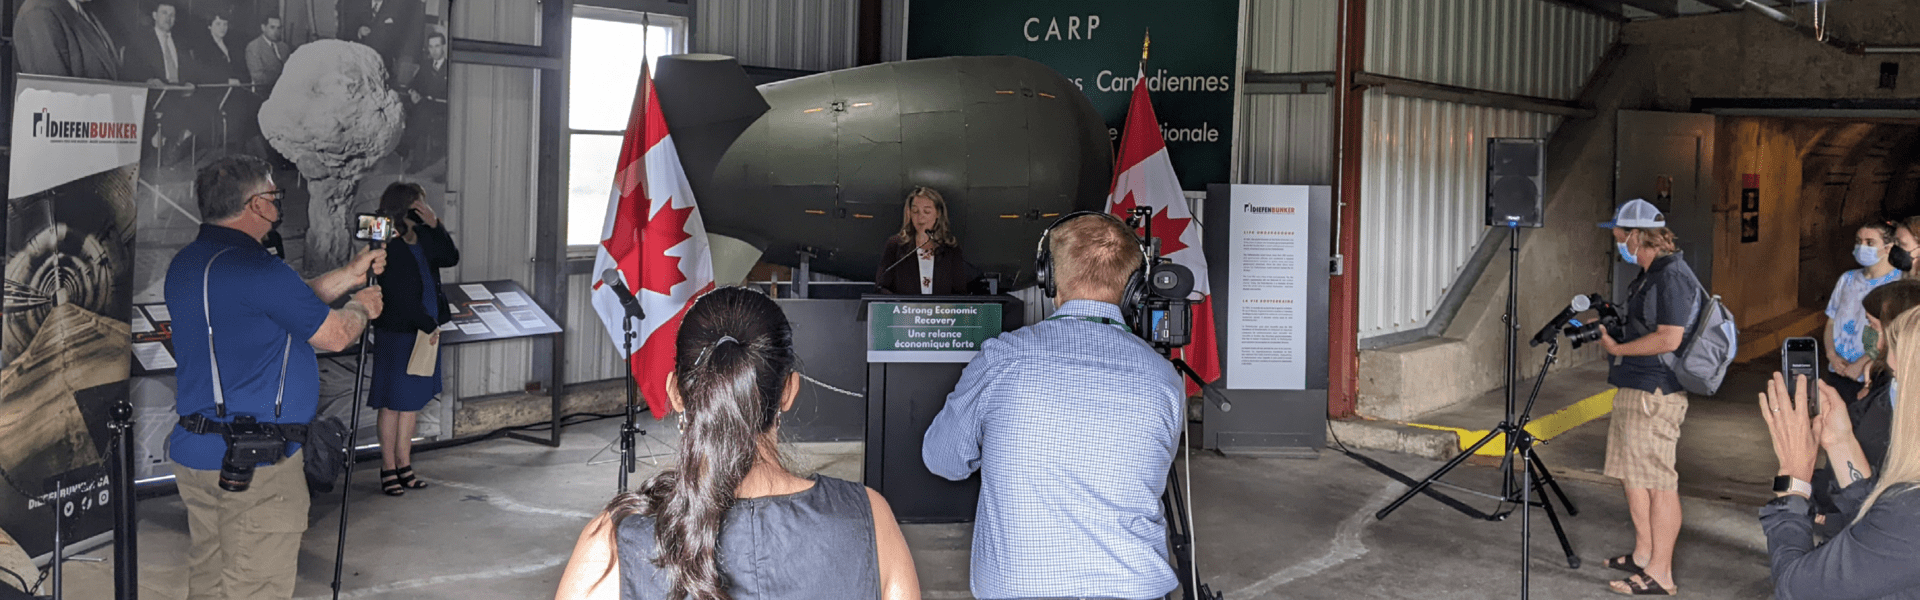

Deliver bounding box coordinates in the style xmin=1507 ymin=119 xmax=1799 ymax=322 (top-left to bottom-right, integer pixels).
xmin=110 ymin=399 xmax=139 ymax=600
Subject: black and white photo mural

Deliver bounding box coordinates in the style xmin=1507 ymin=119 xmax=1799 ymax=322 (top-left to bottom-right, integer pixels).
xmin=3 ymin=0 xmax=450 ymax=560
xmin=14 ymin=0 xmax=452 ymax=277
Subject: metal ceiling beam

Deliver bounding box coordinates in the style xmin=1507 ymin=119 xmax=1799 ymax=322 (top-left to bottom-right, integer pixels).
xmin=1538 ymin=0 xmax=1631 ymax=22
xmin=1619 ymin=0 xmax=1680 ymax=18
xmin=1354 ymin=72 xmax=1595 ymax=118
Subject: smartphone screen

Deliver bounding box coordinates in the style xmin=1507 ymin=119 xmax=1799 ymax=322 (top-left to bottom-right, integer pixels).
xmin=1782 ymin=337 xmax=1821 ymax=416
xmin=354 ymin=213 xmax=395 ymax=242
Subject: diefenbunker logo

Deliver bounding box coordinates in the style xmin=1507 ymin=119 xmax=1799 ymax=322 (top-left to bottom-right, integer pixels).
xmin=31 ymin=108 xmax=138 ymax=142
xmin=1242 ymin=204 xmax=1295 ymax=214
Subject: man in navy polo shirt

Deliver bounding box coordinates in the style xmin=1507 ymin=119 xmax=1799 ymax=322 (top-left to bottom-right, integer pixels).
xmin=165 ymin=155 xmax=386 ymax=600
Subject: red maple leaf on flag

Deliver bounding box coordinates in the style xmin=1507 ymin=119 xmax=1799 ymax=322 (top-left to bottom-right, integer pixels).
xmin=1110 ymin=191 xmax=1139 ymax=219
xmin=599 ymin=199 xmax=643 ymax=269
xmin=641 ymin=200 xmax=695 ymax=296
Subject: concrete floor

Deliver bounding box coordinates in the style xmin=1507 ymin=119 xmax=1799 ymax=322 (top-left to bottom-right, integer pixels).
xmin=1409 ymin=358 xmax=1781 ymax=506
xmin=58 ymin=366 xmax=1795 ymax=600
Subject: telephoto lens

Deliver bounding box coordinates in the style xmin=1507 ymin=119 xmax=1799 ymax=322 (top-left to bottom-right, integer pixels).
xmin=217 ymin=415 xmax=285 ymax=492
xmin=219 ymin=451 xmax=257 ymax=492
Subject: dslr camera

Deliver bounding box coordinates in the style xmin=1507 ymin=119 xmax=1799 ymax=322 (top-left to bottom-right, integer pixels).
xmin=1563 ymin=295 xmax=1625 ymax=350
xmin=219 ymin=415 xmax=289 ymax=492
xmin=1123 ymin=207 xmax=1197 ymax=351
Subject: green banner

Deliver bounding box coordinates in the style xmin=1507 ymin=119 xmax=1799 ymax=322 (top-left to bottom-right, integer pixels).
xmin=907 ymin=0 xmax=1240 ymax=191
xmin=867 ymin=302 xmax=1005 ymax=363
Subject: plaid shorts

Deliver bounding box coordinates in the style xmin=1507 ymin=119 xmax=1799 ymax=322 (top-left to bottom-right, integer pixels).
xmin=1604 ymin=387 xmax=1689 ymax=490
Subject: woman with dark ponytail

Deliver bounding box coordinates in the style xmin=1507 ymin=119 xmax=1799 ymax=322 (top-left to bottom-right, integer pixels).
xmin=556 ymin=287 xmax=921 ymax=600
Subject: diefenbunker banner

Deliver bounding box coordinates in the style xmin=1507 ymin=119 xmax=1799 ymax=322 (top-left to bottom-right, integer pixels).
xmin=1 ymin=75 xmax=145 ymax=561
xmin=908 ymin=0 xmax=1241 ymax=191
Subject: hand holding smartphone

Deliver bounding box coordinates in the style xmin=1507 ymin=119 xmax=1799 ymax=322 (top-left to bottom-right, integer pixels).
xmin=1782 ymin=337 xmax=1822 ymax=417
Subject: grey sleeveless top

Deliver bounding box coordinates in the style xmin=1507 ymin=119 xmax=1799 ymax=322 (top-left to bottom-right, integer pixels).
xmin=616 ymin=475 xmax=881 ymax=600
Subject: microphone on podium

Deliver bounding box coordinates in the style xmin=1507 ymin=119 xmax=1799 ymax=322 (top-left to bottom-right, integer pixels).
xmin=880 ymin=229 xmax=937 ymax=276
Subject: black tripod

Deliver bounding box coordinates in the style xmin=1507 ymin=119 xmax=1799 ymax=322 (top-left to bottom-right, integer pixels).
xmin=1372 ymin=224 xmax=1579 ymax=599
xmin=1162 ymin=356 xmax=1223 ymax=600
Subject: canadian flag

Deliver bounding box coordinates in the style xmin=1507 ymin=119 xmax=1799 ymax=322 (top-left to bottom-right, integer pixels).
xmin=1107 ymin=67 xmax=1220 ymax=395
xmin=592 ymin=65 xmax=715 ymax=418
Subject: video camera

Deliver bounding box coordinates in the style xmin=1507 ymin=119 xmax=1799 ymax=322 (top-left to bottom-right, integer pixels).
xmin=1124 ymin=207 xmax=1197 ymax=351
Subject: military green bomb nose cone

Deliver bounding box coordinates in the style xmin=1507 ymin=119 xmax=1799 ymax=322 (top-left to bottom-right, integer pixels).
xmin=654 ymin=54 xmax=1114 ymax=290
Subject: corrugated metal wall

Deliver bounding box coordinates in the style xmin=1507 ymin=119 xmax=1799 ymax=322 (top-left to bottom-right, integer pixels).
xmin=447 ymin=0 xmax=543 ymax=398
xmin=882 ymin=0 xmax=908 ymax=62
xmin=451 ymin=0 xmax=540 ymax=45
xmin=1366 ymin=0 xmax=1615 ymax=100
xmin=1354 ymin=0 xmax=1617 ymax=337
xmin=1356 ymin=94 xmax=1559 ymax=337
xmin=1245 ymin=0 xmax=1339 ymax=74
xmin=1241 ymin=95 xmax=1335 ymax=185
xmin=1238 ymin=0 xmax=1338 ymax=186
xmin=694 ymin=0 xmax=859 ymax=71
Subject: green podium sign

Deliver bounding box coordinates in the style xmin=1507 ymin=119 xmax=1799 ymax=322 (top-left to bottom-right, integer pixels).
xmin=867 ymin=302 xmax=1004 ymax=363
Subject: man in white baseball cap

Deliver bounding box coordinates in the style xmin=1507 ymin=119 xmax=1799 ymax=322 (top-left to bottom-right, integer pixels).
xmin=1592 ymin=197 xmax=1696 ymax=595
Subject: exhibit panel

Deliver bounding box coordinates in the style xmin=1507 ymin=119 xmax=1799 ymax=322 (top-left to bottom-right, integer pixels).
xmin=1203 ymin=183 xmax=1331 ymax=453
xmin=1 ymin=75 xmax=146 ymax=562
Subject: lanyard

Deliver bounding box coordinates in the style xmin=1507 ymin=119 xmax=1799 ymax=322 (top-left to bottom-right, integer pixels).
xmin=1045 ymin=314 xmax=1132 ymax=333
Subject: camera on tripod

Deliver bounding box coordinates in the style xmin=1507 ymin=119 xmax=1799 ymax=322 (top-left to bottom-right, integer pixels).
xmin=219 ymin=415 xmax=289 ymax=492
xmin=1562 ymin=296 xmax=1623 ymax=350
xmin=1123 ymin=207 xmax=1197 ymax=350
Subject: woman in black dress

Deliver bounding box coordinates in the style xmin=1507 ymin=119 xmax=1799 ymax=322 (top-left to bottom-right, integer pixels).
xmin=874 ymin=186 xmax=968 ymax=295
xmin=367 ymin=182 xmax=459 ymax=496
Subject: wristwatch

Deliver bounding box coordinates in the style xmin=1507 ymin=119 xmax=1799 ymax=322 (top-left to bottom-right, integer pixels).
xmin=1772 ymin=475 xmax=1813 ymax=497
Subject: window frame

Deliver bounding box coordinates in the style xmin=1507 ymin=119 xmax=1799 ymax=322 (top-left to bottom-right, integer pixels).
xmin=565 ymin=7 xmax=689 ymax=259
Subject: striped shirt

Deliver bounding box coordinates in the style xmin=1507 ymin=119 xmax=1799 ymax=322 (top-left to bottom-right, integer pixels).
xmin=923 ymin=300 xmax=1184 ymax=600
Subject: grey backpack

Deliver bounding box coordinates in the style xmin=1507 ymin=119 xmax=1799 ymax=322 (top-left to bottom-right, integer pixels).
xmin=1660 ymin=268 xmax=1738 ymax=396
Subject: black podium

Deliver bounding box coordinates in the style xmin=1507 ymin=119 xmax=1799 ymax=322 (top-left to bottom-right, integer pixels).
xmin=861 ymin=294 xmax=1023 ymax=523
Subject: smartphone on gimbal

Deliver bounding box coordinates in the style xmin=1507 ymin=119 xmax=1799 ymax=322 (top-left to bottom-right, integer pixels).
xmin=354 ymin=213 xmax=396 ymax=243
xmin=1782 ymin=337 xmax=1822 ymax=416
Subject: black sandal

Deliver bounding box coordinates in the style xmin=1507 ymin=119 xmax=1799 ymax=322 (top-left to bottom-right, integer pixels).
xmin=379 ymin=469 xmax=406 ymax=496
xmin=1605 ymin=554 xmax=1646 ymax=575
xmin=1610 ymin=572 xmax=1677 ymax=596
xmin=394 ymin=465 xmax=429 ymax=489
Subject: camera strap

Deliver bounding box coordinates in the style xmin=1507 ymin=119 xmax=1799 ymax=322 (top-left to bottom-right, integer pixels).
xmin=1045 ymin=314 xmax=1132 ymax=333
xmin=203 ymin=248 xmax=295 ymax=419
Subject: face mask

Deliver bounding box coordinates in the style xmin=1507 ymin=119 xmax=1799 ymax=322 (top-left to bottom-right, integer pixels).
xmin=1616 ymin=242 xmax=1637 ymax=265
xmin=1856 ymin=244 xmax=1884 ymax=268
xmin=1893 ymin=245 xmax=1913 ymax=272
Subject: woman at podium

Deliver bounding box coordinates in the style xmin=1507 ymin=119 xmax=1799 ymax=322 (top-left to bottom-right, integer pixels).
xmin=875 ymin=186 xmax=969 ymax=295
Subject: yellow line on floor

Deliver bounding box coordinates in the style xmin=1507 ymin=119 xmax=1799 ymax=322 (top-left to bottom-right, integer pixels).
xmin=1406 ymin=389 xmax=1617 ymax=456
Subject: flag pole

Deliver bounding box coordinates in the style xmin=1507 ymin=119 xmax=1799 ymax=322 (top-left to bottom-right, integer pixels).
xmin=1141 ymin=29 xmax=1151 ymax=67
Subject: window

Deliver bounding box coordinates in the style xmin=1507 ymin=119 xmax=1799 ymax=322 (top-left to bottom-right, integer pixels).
xmin=567 ymin=8 xmax=686 ymax=247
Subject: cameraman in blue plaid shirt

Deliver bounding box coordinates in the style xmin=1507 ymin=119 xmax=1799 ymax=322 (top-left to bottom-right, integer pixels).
xmin=924 ymin=214 xmax=1185 ymax=600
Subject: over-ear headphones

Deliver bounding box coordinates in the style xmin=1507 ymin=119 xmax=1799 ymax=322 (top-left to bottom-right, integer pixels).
xmin=1034 ymin=211 xmax=1151 ymax=313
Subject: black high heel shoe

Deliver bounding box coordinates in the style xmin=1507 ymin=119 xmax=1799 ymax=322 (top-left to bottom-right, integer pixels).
xmin=379 ymin=469 xmax=406 ymax=496
xmin=394 ymin=465 xmax=429 ymax=489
